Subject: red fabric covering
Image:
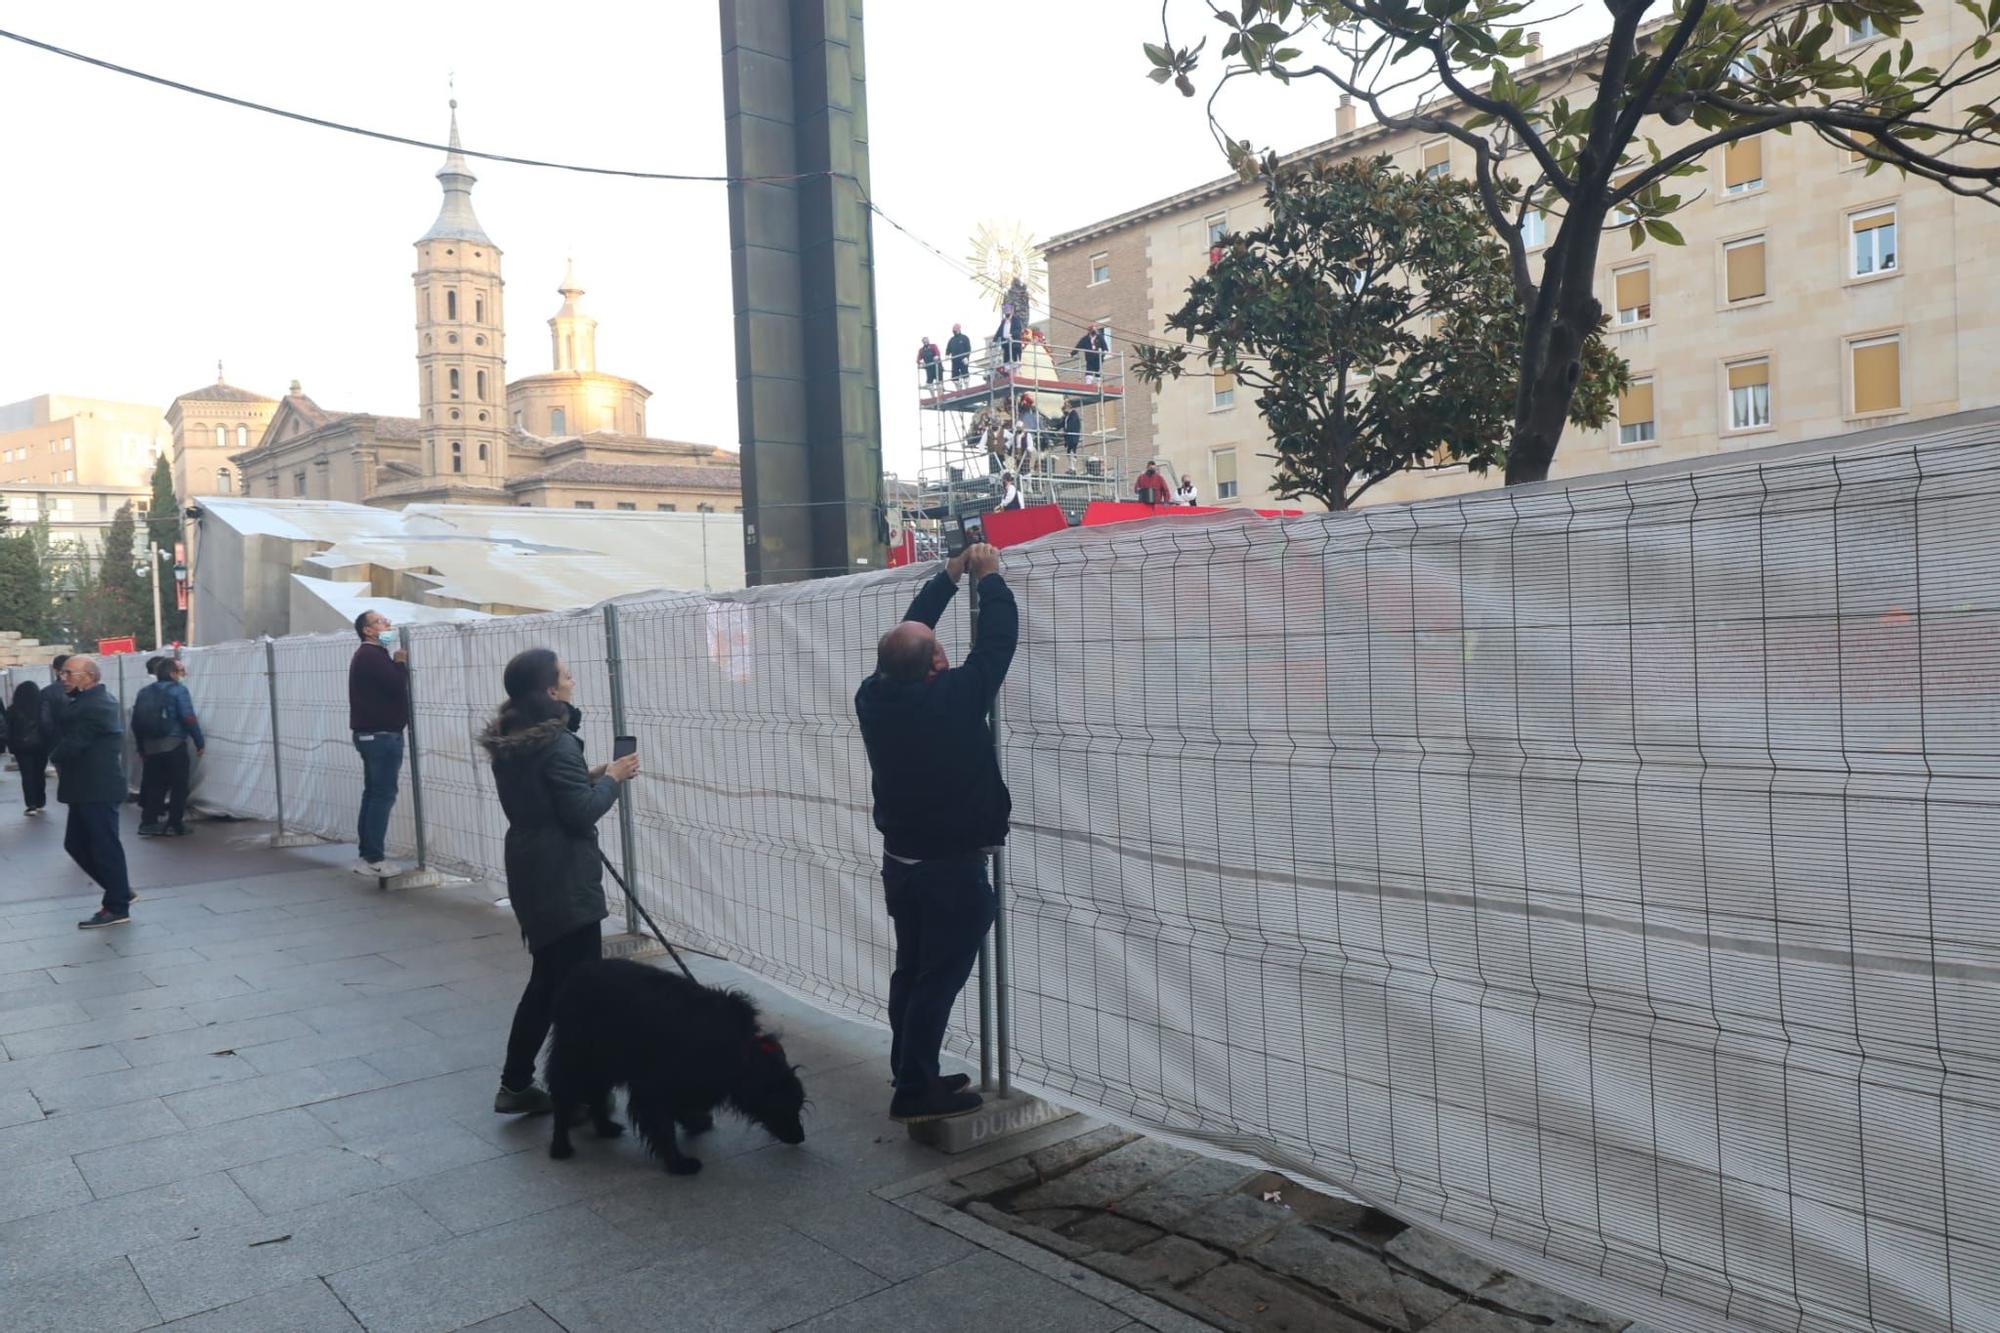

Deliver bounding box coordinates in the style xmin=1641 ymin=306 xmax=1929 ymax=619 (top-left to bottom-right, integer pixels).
xmin=980 ymin=504 xmax=1070 ymax=549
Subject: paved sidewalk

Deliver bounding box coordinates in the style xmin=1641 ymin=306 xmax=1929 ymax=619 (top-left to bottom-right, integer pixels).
xmin=0 ymin=787 xmax=1168 ymax=1333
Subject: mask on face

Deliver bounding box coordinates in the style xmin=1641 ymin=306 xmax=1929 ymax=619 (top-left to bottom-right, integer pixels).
xmin=379 ymin=629 xmax=399 ymax=653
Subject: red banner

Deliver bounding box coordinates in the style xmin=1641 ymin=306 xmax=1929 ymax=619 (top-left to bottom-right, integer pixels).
xmin=97 ymin=636 xmax=137 ymax=654
xmin=980 ymin=504 xmax=1071 ymax=549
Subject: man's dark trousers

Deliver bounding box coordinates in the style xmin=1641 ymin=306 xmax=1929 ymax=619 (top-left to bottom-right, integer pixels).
xmin=65 ymin=802 xmax=132 ymax=914
xmin=883 ymin=853 xmax=997 ymax=1092
xmin=139 ymin=746 xmax=191 ymax=830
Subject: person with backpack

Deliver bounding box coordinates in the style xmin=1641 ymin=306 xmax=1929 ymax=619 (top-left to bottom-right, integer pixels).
xmin=133 ymin=657 xmax=204 ymax=838
xmin=7 ymin=680 xmax=50 ymax=815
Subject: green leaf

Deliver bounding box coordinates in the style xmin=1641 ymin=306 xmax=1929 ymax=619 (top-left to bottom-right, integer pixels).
xmin=1149 ymin=67 xmax=1173 ymax=83
xmin=1643 ymin=217 xmax=1686 ymax=245
xmin=1143 ymin=42 xmax=1171 ymax=66
xmin=1248 ymin=22 xmax=1289 ymax=41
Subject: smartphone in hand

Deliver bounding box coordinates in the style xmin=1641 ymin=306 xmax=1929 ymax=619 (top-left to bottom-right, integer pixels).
xmin=613 ymin=735 xmax=638 ymax=761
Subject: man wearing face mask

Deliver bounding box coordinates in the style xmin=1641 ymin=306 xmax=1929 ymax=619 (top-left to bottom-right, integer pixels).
xmin=348 ymin=609 xmax=409 ymax=876
xmin=854 ymin=543 xmax=1016 ymax=1123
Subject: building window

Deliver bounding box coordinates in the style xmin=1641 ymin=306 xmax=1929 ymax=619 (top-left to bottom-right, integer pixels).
xmin=450 ymin=441 xmax=463 ymax=474
xmin=1610 ymin=172 xmax=1640 ymax=225
xmin=293 ymin=471 xmax=306 ymax=495
xmin=61 ymin=437 xmax=72 ymax=452
xmin=1724 ymin=236 xmax=1767 ymax=303
xmin=1212 ymin=373 xmax=1236 ymax=410
xmin=1726 ymin=358 xmax=1772 ymax=430
xmin=446 ymin=290 xmax=458 ymax=319
xmin=236 ymin=424 xmax=249 ymax=448
xmin=215 ymin=425 xmax=226 ymax=450
xmin=1617 ymin=378 xmax=1656 ymax=445
xmin=1849 ymin=334 xmax=1903 ymax=415
xmin=477 ymin=442 xmax=488 ymax=462
xmin=1089 ymin=253 xmax=1109 ymax=285
xmin=1846 ymin=133 xmax=1876 ymax=167
xmin=697 ymin=503 xmax=716 ymax=513
xmin=1205 ymin=213 xmax=1228 ymax=247
xmin=1521 ymin=208 xmax=1547 ymax=250
xmin=1213 ymin=448 xmax=1239 ymax=500
xmin=574 ymin=500 xmax=596 ymax=509
xmin=1728 ymin=44 xmax=1759 ymax=80
xmin=448 ymin=368 xmax=461 ymax=397
xmin=514 ymin=411 xmax=525 ymax=429
xmin=1614 ymin=264 xmax=1652 ymax=325
xmin=217 ymin=467 xmax=232 ymax=494
xmin=1422 ymin=140 xmax=1450 ymax=178
xmin=476 ymin=370 xmax=487 ymax=400
xmin=550 ymin=407 xmax=567 ymax=435
xmin=616 ymin=501 xmax=636 ymax=511
xmin=1723 ymin=136 xmax=1763 ymax=194
xmin=1850 ymin=206 xmax=1897 ymax=277
xmin=657 ymin=503 xmax=677 ymax=512
xmin=475 ymin=296 xmax=485 ymax=322
xmin=1845 ymin=15 xmax=1880 ymax=43
xmin=63 ymin=469 xmax=74 ymax=483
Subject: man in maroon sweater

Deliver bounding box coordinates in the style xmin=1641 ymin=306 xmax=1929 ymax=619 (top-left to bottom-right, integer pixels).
xmin=348 ymin=610 xmax=409 ymax=875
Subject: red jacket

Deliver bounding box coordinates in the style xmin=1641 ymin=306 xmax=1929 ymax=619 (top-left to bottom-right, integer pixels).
xmin=1136 ymin=472 xmax=1171 ymax=503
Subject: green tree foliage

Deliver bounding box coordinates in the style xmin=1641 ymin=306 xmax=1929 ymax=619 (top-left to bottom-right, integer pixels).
xmin=146 ymin=454 xmax=187 ymax=644
xmin=1147 ymin=0 xmax=2000 ymax=482
xmin=1134 ymin=156 xmax=1626 ymax=509
xmin=72 ymin=503 xmax=149 ymax=648
xmin=0 ymin=495 xmax=49 ymax=641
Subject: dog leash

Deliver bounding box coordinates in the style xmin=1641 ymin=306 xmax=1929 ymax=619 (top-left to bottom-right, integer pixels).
xmin=596 ymin=850 xmax=699 ymax=982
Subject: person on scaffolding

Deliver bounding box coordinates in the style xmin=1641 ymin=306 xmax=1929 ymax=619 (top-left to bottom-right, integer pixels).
xmin=999 ymin=471 xmax=1024 ymax=511
xmin=1177 ymin=473 xmax=1200 ymax=506
xmin=854 ymin=542 xmax=1017 ymax=1123
xmin=1075 ymin=323 xmax=1109 ymax=384
xmin=1135 ymin=463 xmax=1173 ymax=505
xmin=1059 ymin=398 xmax=1083 ymax=473
xmin=918 ymin=335 xmax=942 ymax=386
xmin=994 ymin=302 xmax=1024 ymax=371
xmin=946 ymin=324 xmax=972 ymax=383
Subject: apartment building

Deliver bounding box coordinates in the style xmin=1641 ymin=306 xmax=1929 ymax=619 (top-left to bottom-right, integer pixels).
xmin=1045 ymin=10 xmax=2000 ymax=510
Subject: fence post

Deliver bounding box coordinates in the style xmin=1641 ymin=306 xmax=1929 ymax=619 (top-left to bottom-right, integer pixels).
xmin=968 ymin=575 xmax=995 ymax=1093
xmin=403 ymin=632 xmax=429 ymax=873
xmin=991 ymin=691 xmax=1012 ymax=1099
xmin=262 ymin=638 xmax=305 ymax=846
xmin=603 ymin=602 xmax=639 ymax=937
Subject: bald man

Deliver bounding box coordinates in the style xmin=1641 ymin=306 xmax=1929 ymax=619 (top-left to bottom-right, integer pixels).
xmin=50 ymin=656 xmax=135 ymax=928
xmin=854 ymin=542 xmax=1016 ymax=1123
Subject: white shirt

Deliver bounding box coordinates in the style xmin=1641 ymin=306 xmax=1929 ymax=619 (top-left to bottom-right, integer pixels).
xmin=1177 ymin=484 xmax=1199 ymax=506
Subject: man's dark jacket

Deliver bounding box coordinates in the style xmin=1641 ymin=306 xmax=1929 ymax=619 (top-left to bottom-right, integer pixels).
xmin=50 ymin=683 xmax=125 ymax=805
xmin=348 ymin=642 xmax=409 ymax=732
xmin=855 ymin=570 xmax=1017 ymax=861
xmin=478 ymin=713 xmax=620 ymax=951
xmin=945 ymin=331 xmax=972 ymax=360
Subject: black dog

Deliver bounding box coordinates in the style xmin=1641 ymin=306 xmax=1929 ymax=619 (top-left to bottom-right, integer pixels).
xmin=545 ymin=958 xmax=806 ymax=1175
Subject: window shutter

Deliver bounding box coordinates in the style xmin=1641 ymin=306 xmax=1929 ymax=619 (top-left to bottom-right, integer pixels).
xmin=1852 ymin=339 xmax=1901 ymax=413
xmin=1213 ymin=450 xmax=1239 ymax=487
xmin=1423 ymin=142 xmax=1450 ymax=175
xmin=1724 ymin=136 xmax=1763 ymax=188
xmin=1725 ymin=239 xmax=1767 ymax=302
xmin=1728 ymin=361 xmax=1770 ymax=390
xmin=1619 ymin=380 xmax=1655 ymax=424
xmin=1615 ymin=267 xmax=1651 ymax=314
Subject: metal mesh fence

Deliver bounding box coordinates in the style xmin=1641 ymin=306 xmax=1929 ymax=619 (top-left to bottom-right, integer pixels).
xmin=129 ymin=428 xmax=2000 ymax=1333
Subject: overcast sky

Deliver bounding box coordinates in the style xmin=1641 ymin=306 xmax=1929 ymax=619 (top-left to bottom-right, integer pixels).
xmin=0 ymin=1 xmax=1610 ymax=478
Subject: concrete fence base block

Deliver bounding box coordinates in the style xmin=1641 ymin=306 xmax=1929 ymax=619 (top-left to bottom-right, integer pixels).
xmin=267 ymin=832 xmax=322 ymax=848
xmin=382 ymin=867 xmax=445 ymax=892
xmin=603 ymin=931 xmax=666 ymax=962
xmin=907 ymin=1093 xmax=1074 ymax=1155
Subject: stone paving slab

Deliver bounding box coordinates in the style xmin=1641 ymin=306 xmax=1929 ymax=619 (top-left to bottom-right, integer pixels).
xmin=0 ymin=799 xmax=1194 ymax=1331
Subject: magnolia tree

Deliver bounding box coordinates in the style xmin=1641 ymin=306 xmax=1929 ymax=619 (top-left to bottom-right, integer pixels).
xmin=1147 ymin=0 xmax=2000 ymax=481
xmin=1133 ymin=155 xmax=1626 ymax=508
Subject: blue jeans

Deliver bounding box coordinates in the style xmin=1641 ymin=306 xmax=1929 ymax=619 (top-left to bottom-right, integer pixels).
xmin=352 ymin=731 xmax=404 ymax=863
xmin=883 ymin=853 xmax=997 ymax=1093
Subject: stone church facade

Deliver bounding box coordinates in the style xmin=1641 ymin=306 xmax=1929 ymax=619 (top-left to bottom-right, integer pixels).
xmin=170 ymin=105 xmax=740 ymax=515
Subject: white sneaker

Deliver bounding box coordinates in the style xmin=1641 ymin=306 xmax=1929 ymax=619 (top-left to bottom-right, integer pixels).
xmin=353 ymin=859 xmax=390 ymax=877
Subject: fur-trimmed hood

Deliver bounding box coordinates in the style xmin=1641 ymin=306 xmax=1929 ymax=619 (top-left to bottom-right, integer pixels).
xmin=477 ymin=714 xmax=572 ymax=759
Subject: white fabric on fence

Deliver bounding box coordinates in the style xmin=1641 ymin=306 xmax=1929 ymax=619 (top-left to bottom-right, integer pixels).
xmin=162 ymin=430 xmax=2000 ymax=1333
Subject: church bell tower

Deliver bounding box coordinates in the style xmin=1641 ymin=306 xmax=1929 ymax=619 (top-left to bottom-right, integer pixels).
xmin=414 ymin=101 xmax=506 ymax=486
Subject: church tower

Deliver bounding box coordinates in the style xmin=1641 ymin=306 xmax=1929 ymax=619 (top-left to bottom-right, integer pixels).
xmin=549 ymin=259 xmax=597 ymax=374
xmin=414 ymin=101 xmax=505 ymax=486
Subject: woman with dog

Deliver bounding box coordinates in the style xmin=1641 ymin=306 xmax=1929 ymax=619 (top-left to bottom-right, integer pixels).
xmin=479 ymin=648 xmax=640 ymax=1115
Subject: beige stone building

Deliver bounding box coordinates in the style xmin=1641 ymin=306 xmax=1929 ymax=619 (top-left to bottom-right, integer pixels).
xmin=0 ymin=393 xmax=170 ymax=492
xmin=1046 ymin=13 xmax=2000 ymax=510
xmin=169 ymin=106 xmax=740 ymax=514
